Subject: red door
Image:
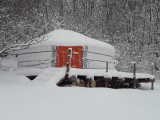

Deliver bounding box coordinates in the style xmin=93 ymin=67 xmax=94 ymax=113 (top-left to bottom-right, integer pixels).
xmin=56 ymin=46 xmax=83 ymax=68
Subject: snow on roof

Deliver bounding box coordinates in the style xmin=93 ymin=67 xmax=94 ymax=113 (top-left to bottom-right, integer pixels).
xmin=33 ymin=29 xmax=115 ymax=51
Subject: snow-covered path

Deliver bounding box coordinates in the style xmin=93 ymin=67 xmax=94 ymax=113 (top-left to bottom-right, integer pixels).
xmin=0 ymin=74 xmax=160 ymax=120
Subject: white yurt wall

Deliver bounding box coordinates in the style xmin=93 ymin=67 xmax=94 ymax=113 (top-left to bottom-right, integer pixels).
xmin=18 ymin=45 xmax=53 ymax=68
xmin=85 ymin=46 xmax=115 ymax=69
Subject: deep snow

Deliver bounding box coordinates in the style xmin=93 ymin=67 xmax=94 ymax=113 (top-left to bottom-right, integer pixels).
xmin=0 ymin=71 xmax=160 ymax=120
xmin=0 ymin=57 xmax=159 ymax=120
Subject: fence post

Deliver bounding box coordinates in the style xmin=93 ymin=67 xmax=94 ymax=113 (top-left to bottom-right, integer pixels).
xmin=106 ymin=61 xmax=108 ymax=72
xmin=151 ymin=63 xmax=154 ymax=75
xmin=151 ymin=80 xmax=154 ymax=90
xmin=151 ymin=63 xmax=154 ymax=90
xmin=132 ymin=62 xmax=136 ymax=89
xmin=66 ymin=48 xmax=72 ymax=74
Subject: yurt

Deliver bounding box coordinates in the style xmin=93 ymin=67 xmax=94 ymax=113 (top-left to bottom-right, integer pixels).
xmin=17 ymin=30 xmax=115 ymax=70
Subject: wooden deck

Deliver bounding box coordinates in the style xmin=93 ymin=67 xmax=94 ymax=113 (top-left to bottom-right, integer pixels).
xmin=57 ymin=69 xmax=155 ymax=90
xmin=57 ymin=49 xmax=155 ymax=89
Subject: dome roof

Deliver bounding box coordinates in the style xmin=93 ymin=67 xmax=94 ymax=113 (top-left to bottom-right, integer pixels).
xmin=33 ymin=29 xmax=115 ymax=52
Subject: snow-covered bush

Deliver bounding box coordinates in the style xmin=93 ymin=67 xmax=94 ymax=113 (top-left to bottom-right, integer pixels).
xmin=0 ymin=57 xmax=17 ymax=71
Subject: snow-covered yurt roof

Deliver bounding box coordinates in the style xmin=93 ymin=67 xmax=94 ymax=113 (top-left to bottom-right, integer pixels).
xmin=33 ymin=29 xmax=115 ymax=52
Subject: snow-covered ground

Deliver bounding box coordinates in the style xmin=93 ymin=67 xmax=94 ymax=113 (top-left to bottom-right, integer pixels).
xmin=0 ymin=71 xmax=160 ymax=120
xmin=1 ymin=57 xmax=160 ymax=120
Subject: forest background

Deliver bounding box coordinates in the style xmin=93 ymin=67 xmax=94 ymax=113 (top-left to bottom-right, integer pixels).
xmin=0 ymin=0 xmax=160 ymax=73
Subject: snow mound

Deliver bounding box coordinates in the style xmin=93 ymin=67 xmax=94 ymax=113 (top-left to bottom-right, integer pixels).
xmin=15 ymin=68 xmax=44 ymax=76
xmin=0 ymin=72 xmax=30 ymax=84
xmin=32 ymin=67 xmax=66 ymax=86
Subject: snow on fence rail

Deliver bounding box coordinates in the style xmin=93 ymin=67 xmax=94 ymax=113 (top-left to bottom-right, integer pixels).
xmin=116 ymin=64 xmax=155 ymax=75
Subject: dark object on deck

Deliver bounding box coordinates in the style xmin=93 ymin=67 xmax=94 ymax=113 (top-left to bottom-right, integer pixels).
xmin=26 ymin=76 xmax=37 ymax=80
